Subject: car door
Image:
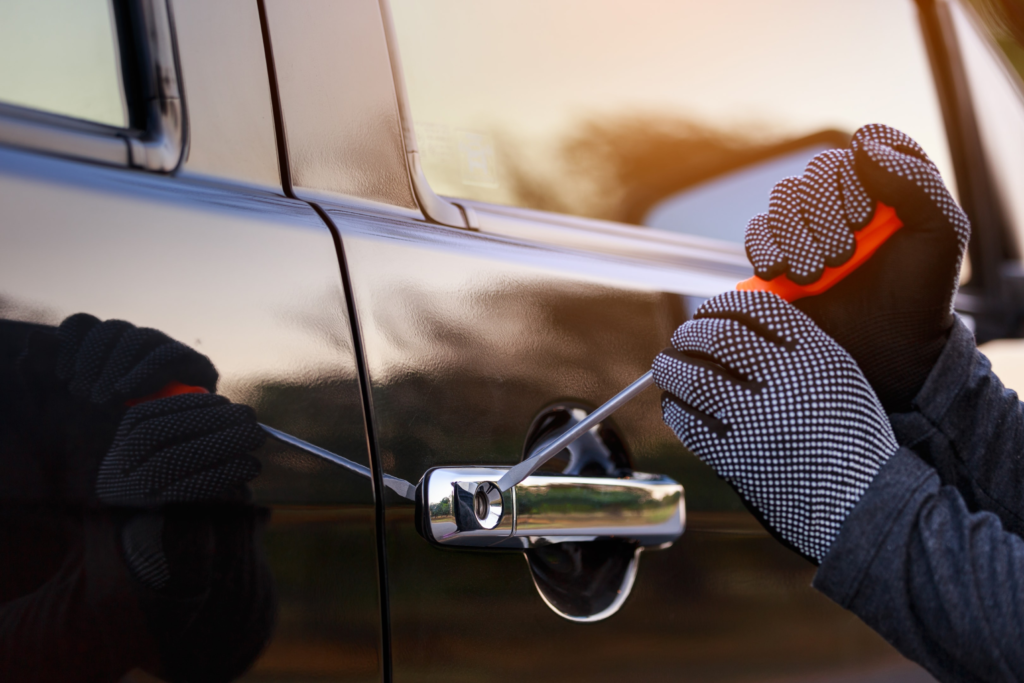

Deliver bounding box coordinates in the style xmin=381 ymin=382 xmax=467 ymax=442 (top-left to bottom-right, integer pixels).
xmin=261 ymin=1 xmax=950 ymax=681
xmin=0 ymin=1 xmax=384 ymax=680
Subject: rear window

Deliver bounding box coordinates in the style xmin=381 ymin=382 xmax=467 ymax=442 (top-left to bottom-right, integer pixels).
xmin=0 ymin=0 xmax=127 ymax=128
xmin=391 ymin=0 xmax=953 ymax=242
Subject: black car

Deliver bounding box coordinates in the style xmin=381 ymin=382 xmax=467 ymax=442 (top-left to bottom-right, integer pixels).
xmin=2 ymin=0 xmax=1022 ymax=680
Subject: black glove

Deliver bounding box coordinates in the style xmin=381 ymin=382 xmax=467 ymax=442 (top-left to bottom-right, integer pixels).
xmin=744 ymin=124 xmax=970 ymax=412
xmin=96 ymin=393 xmax=263 ymax=506
xmin=53 ymin=313 xmax=219 ymax=408
xmin=653 ymin=290 xmax=898 ymax=562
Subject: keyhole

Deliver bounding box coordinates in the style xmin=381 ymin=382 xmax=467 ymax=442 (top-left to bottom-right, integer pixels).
xmin=474 ymin=488 xmax=489 ymax=521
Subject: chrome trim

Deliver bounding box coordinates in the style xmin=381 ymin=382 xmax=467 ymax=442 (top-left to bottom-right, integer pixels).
xmin=422 ymin=466 xmax=685 ymax=549
xmin=496 ymin=371 xmax=656 ymax=491
xmin=421 ymin=468 xmax=515 ymax=547
xmin=128 ymin=0 xmax=186 ymax=172
xmin=525 ymin=547 xmax=642 ymax=623
xmin=0 ymin=107 xmax=129 ymax=165
xmin=377 ymin=0 xmax=470 ymax=229
xmin=260 ymin=423 xmax=417 ymax=500
xmin=406 ymin=151 xmax=470 ymax=228
xmin=450 ymin=200 xmax=481 ymax=230
xmin=0 ymin=0 xmax=186 ymax=172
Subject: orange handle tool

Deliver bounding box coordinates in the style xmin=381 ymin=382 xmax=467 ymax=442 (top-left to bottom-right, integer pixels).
xmin=124 ymin=380 xmax=209 ymax=407
xmin=736 ymin=202 xmax=902 ymax=303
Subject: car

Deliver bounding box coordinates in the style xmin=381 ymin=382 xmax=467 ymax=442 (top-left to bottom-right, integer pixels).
xmin=2 ymin=0 xmax=1022 ymax=681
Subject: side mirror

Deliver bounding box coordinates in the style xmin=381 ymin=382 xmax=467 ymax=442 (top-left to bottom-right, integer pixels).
xmin=641 ymin=132 xmax=849 ymax=244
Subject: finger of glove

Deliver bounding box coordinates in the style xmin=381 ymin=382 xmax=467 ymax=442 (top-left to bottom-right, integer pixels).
xmin=768 ymin=176 xmax=824 ymax=285
xmin=835 ymin=148 xmax=874 ymax=229
xmin=101 ymin=453 xmax=261 ymax=505
xmin=114 ymin=396 xmax=260 ymax=459
xmin=63 ymin=318 xmax=136 ymax=402
xmin=744 ymin=213 xmax=787 ymax=280
xmin=107 ymin=422 xmax=265 ymax=489
xmin=89 ymin=326 xmax=179 ymax=405
xmin=111 ymin=327 xmax=218 ymax=402
xmin=669 ymin=316 xmax=785 ymax=385
xmin=851 ymin=124 xmax=970 ymax=249
xmin=159 ymin=454 xmax=261 ymax=503
xmin=798 ymin=150 xmax=857 ymax=266
xmin=661 ymin=394 xmax=733 ymax=454
xmin=653 ymin=349 xmax=761 ymax=421
xmin=114 ymin=392 xmax=230 ymax=438
xmin=55 ymin=313 xmax=102 ymax=381
xmin=694 ymin=290 xmax=818 ymax=348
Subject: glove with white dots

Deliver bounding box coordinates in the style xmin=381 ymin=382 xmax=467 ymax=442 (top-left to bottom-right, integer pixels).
xmin=653 ymin=290 xmax=899 ymax=562
xmin=55 ymin=313 xmax=219 ymax=408
xmin=745 ymin=124 xmax=970 ymax=412
xmin=97 ymin=392 xmax=263 ymax=507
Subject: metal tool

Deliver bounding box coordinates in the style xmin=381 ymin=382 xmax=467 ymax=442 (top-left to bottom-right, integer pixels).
xmin=259 ymin=423 xmax=417 ymax=500
xmin=261 ymin=369 xmax=656 ymax=500
xmin=495 ymin=370 xmax=656 ymax=492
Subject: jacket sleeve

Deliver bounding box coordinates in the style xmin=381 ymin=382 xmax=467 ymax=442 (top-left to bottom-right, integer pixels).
xmin=890 ymin=316 xmax=1024 ymax=537
xmin=814 ymin=448 xmax=1024 ymax=683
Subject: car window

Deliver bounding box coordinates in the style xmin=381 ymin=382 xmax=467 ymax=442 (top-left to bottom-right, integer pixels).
xmin=642 ymin=137 xmax=839 ymax=241
xmin=950 ymin=0 xmax=1024 ymax=259
xmin=0 ymin=0 xmax=127 ymax=128
xmin=390 ymin=0 xmax=953 ymax=244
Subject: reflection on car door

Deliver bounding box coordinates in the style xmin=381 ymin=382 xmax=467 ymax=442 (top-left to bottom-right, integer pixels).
xmin=0 ymin=0 xmax=384 ymax=680
xmin=263 ymin=1 xmax=936 ymax=681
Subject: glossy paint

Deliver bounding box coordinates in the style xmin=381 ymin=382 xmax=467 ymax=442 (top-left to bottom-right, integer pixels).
xmin=322 ymin=199 xmax=930 ymax=681
xmin=0 ymin=146 xmax=383 ymax=681
xmin=262 ymin=0 xmax=419 ymax=211
xmin=4 ymin=0 xmax=985 ymax=679
xmin=173 ymin=0 xmax=281 ymax=189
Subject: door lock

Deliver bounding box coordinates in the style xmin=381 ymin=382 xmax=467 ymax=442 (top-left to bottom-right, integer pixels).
xmin=419 ymin=466 xmax=684 ymax=549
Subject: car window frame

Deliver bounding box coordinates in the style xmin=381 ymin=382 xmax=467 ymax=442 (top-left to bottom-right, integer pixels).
xmin=0 ymin=0 xmax=187 ymax=173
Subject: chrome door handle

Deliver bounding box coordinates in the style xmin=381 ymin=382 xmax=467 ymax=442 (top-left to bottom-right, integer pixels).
xmin=420 ymin=466 xmax=685 ymax=549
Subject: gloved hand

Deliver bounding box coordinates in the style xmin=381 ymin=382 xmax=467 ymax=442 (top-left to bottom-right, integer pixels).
xmin=53 ymin=313 xmax=219 ymax=408
xmin=745 ymin=124 xmax=970 ymax=412
xmin=96 ymin=392 xmax=263 ymax=506
xmin=653 ymin=290 xmax=899 ymax=562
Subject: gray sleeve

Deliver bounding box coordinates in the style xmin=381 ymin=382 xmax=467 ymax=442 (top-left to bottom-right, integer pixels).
xmin=890 ymin=316 xmax=1024 ymax=536
xmin=814 ymin=448 xmax=1024 ymax=683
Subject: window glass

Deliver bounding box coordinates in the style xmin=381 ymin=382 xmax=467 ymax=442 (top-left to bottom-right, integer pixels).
xmin=951 ymin=0 xmax=1024 ymax=259
xmin=0 ymin=0 xmax=127 ymax=127
xmin=391 ymin=0 xmax=953 ymax=242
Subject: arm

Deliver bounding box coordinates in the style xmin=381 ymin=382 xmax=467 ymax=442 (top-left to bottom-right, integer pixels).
xmin=890 ymin=317 xmax=1024 ymax=537
xmin=815 ymin=447 xmax=1024 ymax=683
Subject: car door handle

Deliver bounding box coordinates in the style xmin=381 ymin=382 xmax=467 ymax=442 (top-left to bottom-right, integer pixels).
xmin=419 ymin=466 xmax=684 ymax=549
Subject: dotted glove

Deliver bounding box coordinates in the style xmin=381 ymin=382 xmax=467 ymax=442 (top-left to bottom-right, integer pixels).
xmin=653 ymin=290 xmax=899 ymax=562
xmin=54 ymin=313 xmax=219 ymax=408
xmin=745 ymin=124 xmax=970 ymax=412
xmin=96 ymin=393 xmax=263 ymax=506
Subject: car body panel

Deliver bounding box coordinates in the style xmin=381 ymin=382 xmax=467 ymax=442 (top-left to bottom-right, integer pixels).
xmin=0 ymin=145 xmax=384 ymax=681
